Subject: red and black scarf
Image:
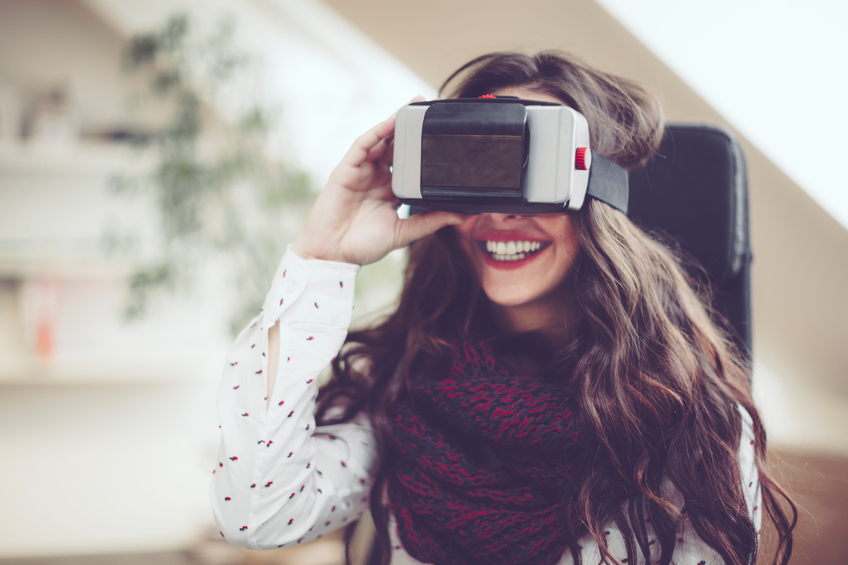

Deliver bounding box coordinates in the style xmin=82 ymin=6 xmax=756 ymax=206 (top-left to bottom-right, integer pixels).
xmin=388 ymin=340 xmax=585 ymax=565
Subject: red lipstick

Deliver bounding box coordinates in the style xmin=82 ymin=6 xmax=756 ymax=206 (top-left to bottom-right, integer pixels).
xmin=475 ymin=231 xmax=552 ymax=271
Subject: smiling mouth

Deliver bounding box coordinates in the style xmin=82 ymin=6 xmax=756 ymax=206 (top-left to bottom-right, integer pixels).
xmin=478 ymin=239 xmax=551 ymax=262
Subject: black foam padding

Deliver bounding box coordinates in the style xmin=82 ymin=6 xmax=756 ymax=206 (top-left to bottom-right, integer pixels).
xmin=628 ymin=124 xmax=752 ymax=363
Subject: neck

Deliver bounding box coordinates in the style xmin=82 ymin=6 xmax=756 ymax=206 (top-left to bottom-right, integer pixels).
xmin=490 ymin=288 xmax=577 ymax=343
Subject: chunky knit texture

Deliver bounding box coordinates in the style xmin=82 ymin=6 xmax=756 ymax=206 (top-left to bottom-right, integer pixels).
xmin=388 ymin=340 xmax=584 ymax=565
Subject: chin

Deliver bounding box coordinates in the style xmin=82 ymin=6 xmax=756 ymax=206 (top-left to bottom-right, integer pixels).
xmin=481 ymin=280 xmax=551 ymax=307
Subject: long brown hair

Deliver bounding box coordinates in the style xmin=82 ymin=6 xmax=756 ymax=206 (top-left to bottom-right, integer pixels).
xmin=317 ymin=51 xmax=796 ymax=565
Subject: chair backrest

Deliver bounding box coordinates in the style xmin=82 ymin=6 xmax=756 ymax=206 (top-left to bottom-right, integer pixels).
xmin=628 ymin=124 xmax=753 ymax=365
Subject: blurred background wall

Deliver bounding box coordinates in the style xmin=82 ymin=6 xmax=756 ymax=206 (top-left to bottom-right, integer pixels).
xmin=0 ymin=0 xmax=845 ymax=564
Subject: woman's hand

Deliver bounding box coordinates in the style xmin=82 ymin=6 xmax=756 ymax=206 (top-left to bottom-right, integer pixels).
xmin=292 ymin=97 xmax=464 ymax=265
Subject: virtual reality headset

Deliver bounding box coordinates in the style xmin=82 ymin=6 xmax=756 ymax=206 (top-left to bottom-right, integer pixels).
xmin=391 ymin=96 xmax=629 ymax=214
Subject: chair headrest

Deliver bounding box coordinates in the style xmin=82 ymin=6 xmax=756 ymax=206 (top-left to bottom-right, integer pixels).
xmin=628 ymin=124 xmax=751 ymax=281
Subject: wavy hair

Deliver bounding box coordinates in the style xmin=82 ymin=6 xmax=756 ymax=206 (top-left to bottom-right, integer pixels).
xmin=316 ymin=51 xmax=795 ymax=565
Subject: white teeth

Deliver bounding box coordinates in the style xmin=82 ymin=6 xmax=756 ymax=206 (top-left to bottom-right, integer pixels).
xmin=483 ymin=240 xmax=545 ymax=260
xmin=491 ymin=253 xmax=526 ymax=261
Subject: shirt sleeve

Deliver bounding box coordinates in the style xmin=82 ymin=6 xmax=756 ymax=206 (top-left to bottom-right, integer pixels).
xmin=210 ymin=246 xmax=378 ymax=550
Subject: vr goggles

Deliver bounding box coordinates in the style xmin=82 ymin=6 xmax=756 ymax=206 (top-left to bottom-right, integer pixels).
xmin=391 ymin=96 xmax=629 ymax=214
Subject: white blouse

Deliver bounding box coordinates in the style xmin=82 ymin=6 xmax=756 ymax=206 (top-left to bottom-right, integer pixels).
xmin=211 ymin=247 xmax=762 ymax=564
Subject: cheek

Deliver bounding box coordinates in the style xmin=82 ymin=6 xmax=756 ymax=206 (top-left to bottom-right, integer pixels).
xmin=551 ymin=245 xmax=579 ymax=288
xmin=518 ymin=220 xmax=581 ymax=300
xmin=541 ymin=215 xmax=580 ymax=260
xmin=552 ymin=226 xmax=581 ymax=280
xmin=452 ymin=217 xmax=484 ymax=263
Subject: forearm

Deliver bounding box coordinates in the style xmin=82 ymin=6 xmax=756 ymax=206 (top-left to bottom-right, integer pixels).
xmin=211 ymin=247 xmax=376 ymax=549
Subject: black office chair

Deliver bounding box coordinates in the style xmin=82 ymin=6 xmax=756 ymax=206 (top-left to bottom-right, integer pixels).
xmin=628 ymin=124 xmax=753 ymax=366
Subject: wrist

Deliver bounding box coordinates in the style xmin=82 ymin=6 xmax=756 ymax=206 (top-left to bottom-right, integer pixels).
xmin=291 ymin=240 xmax=349 ymax=264
xmin=290 ymin=241 xmax=325 ymax=261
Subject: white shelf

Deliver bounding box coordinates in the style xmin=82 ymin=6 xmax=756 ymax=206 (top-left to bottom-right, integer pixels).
xmin=0 ymin=138 xmax=157 ymax=280
xmin=0 ymin=350 xmax=224 ymax=386
xmin=0 ymin=253 xmax=133 ymax=281
xmin=0 ymin=137 xmax=232 ymax=388
xmin=0 ymin=140 xmax=150 ymax=175
xmin=0 ymin=268 xmax=233 ymax=387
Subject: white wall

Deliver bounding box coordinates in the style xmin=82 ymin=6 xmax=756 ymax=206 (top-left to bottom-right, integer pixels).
xmin=0 ymin=0 xmax=428 ymax=557
xmin=0 ymin=0 xmax=169 ymax=136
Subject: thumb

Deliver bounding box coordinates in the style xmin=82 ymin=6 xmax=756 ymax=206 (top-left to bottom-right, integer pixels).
xmin=395 ymin=211 xmax=464 ymax=248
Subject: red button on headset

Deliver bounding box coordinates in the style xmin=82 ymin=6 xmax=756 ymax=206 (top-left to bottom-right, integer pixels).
xmin=575 ymin=147 xmax=591 ymax=170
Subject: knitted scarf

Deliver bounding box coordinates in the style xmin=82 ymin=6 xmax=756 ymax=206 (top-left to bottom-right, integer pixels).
xmin=388 ymin=340 xmax=585 ymax=565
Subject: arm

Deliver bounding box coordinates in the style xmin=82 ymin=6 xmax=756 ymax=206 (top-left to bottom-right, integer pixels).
xmin=212 ymin=99 xmax=462 ymax=550
xmin=211 ymin=247 xmax=377 ymax=550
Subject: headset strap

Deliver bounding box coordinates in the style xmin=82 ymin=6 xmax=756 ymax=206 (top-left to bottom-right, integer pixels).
xmin=587 ymin=153 xmax=629 ymax=215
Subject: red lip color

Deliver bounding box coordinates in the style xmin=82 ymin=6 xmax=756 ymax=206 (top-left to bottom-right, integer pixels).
xmin=475 ymin=232 xmax=552 ymax=271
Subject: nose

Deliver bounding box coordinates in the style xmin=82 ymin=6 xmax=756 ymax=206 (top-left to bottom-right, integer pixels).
xmin=486 ymin=213 xmax=521 ymax=223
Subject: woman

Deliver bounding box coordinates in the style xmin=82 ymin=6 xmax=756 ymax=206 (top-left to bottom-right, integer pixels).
xmin=211 ymin=52 xmax=795 ymax=565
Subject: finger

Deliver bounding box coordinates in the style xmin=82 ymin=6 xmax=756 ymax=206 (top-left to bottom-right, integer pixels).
xmin=341 ymin=116 xmax=396 ymax=169
xmin=343 ymin=96 xmax=424 ymax=168
xmin=367 ymin=134 xmax=393 ymax=163
xmin=368 ymin=167 xmax=394 ymax=193
xmin=377 ymin=96 xmax=423 ymax=164
xmin=394 ymin=210 xmax=464 ymax=248
xmin=389 ymin=95 xmax=426 ymax=120
xmin=378 ymin=139 xmax=395 ymax=167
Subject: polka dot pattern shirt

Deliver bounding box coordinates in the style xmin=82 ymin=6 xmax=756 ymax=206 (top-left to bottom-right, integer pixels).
xmin=211 ymin=248 xmax=762 ymax=563
xmin=211 ymin=247 xmax=374 ymax=549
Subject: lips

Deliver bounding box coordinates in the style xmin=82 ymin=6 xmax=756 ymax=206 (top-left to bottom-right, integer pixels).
xmin=475 ymin=231 xmax=552 ymax=270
